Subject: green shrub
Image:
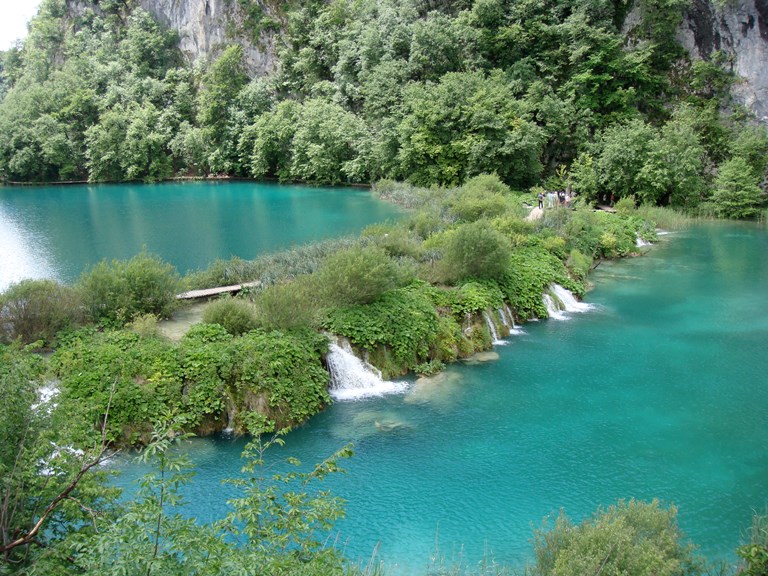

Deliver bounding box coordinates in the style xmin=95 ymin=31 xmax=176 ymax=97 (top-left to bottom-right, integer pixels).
xmin=565 ymin=249 xmax=593 ymax=281
xmin=407 ymin=208 xmax=448 ymax=240
xmin=0 ymin=343 xmax=43 ymax=472
xmin=449 ymin=188 xmax=508 ymax=223
xmin=540 ymin=235 xmax=567 ymax=259
xmin=229 ymin=329 xmax=330 ymax=429
xmin=414 ymin=359 xmax=445 ymax=376
xmin=0 ymin=279 xmax=83 ymax=346
xmin=251 ymin=276 xmax=324 ymax=330
xmin=202 ymin=296 xmax=259 ymax=336
xmin=127 ymin=313 xmax=160 ymax=339
xmin=710 ymin=157 xmax=765 ymax=219
xmin=324 ymin=283 xmax=440 ymax=374
xmin=501 ymin=247 xmax=574 ymax=319
xmin=53 ymin=329 xmax=183 ymax=446
xmin=614 ymin=194 xmax=637 ymax=215
xmin=362 ymin=222 xmax=425 ymax=259
xmin=178 ymin=323 xmax=234 ymax=432
xmin=596 ymin=214 xmax=644 ymax=258
xmin=531 ymin=500 xmax=704 ymax=576
xmin=462 ymin=173 xmax=512 ymax=196
xmin=490 ymin=215 xmax=535 ymax=238
xmin=444 ymin=281 xmax=505 ymax=316
xmin=440 ymin=221 xmax=512 ymax=283
xmin=314 ymin=245 xmax=410 ymax=306
xmin=737 ymin=513 xmax=768 ymax=576
xmin=79 ymin=251 xmax=180 ymax=326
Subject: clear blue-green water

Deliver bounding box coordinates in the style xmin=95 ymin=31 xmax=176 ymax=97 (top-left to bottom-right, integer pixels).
xmin=0 ymin=181 xmax=401 ymax=289
xmin=116 ymin=222 xmax=768 ymax=574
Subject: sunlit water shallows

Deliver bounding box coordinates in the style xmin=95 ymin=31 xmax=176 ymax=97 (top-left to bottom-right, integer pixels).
xmin=115 ymin=223 xmax=768 ymax=574
xmin=0 ymin=181 xmax=402 ymax=290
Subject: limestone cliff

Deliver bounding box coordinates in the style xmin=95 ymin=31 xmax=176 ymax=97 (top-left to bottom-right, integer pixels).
xmin=138 ymin=0 xmax=280 ymax=75
xmin=678 ymin=0 xmax=768 ymax=122
xmin=65 ymin=0 xmax=280 ymax=76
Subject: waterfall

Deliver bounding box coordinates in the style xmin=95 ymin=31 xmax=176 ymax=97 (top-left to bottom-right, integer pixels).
xmin=502 ymin=304 xmax=524 ymax=335
xmin=32 ymin=381 xmax=59 ymax=412
xmin=326 ymin=339 xmax=408 ymax=401
xmin=543 ymin=293 xmax=568 ymax=320
xmin=550 ymin=284 xmax=593 ymax=313
xmin=636 ymin=235 xmax=652 ymax=247
xmin=223 ymin=394 xmax=237 ymax=435
xmin=482 ymin=311 xmax=507 ymax=345
xmin=543 ymin=284 xmax=593 ymax=320
xmin=497 ymin=307 xmax=510 ymax=327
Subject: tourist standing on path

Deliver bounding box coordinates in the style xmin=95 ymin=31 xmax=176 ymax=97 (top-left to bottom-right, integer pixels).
xmin=537 ymin=191 xmax=544 ymax=209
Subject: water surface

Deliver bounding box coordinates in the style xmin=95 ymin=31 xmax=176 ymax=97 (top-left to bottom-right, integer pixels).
xmin=0 ymin=181 xmax=401 ymax=289
xmin=117 ymin=223 xmax=768 ymax=574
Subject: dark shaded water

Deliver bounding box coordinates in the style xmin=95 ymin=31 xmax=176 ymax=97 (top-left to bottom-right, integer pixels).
xmin=117 ymin=223 xmax=768 ymax=574
xmin=0 ymin=181 xmax=401 ymax=289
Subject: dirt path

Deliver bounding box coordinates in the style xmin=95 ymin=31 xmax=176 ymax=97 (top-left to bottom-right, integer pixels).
xmin=158 ymin=302 xmax=210 ymax=341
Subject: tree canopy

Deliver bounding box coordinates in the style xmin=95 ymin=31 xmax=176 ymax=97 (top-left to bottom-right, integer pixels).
xmin=0 ymin=0 xmax=766 ymax=217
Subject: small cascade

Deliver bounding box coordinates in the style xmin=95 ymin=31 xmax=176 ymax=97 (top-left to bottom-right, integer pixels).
xmin=503 ymin=303 xmax=525 ymax=335
xmin=482 ymin=311 xmax=507 ymax=345
xmin=223 ymin=395 xmax=237 ymax=435
xmin=326 ymin=339 xmax=408 ymax=401
xmin=550 ymin=284 xmax=593 ymax=313
xmin=544 ymin=284 xmax=594 ymax=320
xmin=543 ymin=293 xmax=568 ymax=320
xmin=636 ymin=235 xmax=652 ymax=248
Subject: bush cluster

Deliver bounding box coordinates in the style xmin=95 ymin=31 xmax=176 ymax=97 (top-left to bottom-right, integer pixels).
xmin=52 ymin=324 xmax=331 ymax=445
xmin=79 ymin=251 xmax=181 ymax=326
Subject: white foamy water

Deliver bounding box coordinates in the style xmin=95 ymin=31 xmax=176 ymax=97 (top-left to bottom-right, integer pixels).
xmin=550 ymin=283 xmax=594 ymax=314
xmin=543 ymin=283 xmax=594 ymax=320
xmin=483 ymin=311 xmax=508 ymax=345
xmin=326 ymin=340 xmax=409 ymax=401
xmin=543 ymin=293 xmax=568 ymax=320
xmin=501 ymin=304 xmax=525 ymax=335
xmin=636 ymin=235 xmax=653 ymax=247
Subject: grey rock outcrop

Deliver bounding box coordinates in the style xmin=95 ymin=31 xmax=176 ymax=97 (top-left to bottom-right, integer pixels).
xmin=678 ymin=0 xmax=768 ymax=122
xmin=64 ymin=0 xmax=280 ymax=76
xmin=138 ymin=0 xmax=280 ymax=75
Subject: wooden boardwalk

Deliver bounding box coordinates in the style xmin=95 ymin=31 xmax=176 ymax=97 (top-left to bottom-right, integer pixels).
xmin=176 ymin=281 xmax=261 ymax=300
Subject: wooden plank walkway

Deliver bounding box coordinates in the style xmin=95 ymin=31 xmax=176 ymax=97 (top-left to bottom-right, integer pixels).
xmin=176 ymin=281 xmax=261 ymax=300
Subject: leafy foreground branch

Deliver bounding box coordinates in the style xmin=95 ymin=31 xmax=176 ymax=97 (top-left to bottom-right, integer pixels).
xmin=64 ymin=414 xmax=356 ymax=576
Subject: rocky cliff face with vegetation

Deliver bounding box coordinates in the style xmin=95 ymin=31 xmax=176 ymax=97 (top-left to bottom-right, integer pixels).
xmin=678 ymin=0 xmax=768 ymax=122
xmin=136 ymin=0 xmax=281 ymax=75
xmin=132 ymin=0 xmax=768 ymax=121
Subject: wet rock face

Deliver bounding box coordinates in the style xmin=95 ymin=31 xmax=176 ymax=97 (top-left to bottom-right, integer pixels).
xmin=678 ymin=0 xmax=768 ymax=123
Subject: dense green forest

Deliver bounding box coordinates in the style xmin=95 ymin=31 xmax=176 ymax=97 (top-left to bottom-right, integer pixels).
xmin=1 ymin=0 xmax=767 ymax=216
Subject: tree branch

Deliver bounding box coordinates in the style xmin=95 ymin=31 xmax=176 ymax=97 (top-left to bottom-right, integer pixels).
xmin=0 ymin=379 xmax=118 ymax=555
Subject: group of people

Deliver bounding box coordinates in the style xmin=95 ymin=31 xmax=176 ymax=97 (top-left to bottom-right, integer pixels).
xmin=537 ymin=189 xmax=574 ymax=209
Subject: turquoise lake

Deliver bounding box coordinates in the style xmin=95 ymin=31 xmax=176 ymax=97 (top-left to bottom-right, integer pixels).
xmin=0 ymin=181 xmax=401 ymax=289
xmin=116 ymin=222 xmax=768 ymax=574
